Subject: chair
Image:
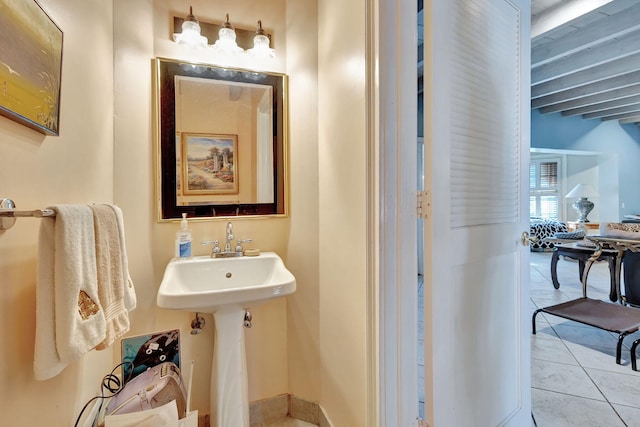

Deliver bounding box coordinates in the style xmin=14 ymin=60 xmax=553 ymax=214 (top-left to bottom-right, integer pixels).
xmin=532 ymin=236 xmax=640 ymax=370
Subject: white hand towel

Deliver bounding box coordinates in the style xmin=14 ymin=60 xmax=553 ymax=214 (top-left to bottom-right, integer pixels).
xmin=34 ymin=205 xmax=106 ymax=380
xmin=91 ymin=204 xmax=131 ymax=350
xmin=110 ymin=205 xmax=136 ymax=312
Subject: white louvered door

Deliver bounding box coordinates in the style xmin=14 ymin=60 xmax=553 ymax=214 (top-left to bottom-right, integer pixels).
xmin=423 ymin=0 xmax=531 ymax=425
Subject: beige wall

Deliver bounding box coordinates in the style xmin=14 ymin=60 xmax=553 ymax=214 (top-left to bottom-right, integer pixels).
xmin=0 ymin=0 xmax=116 ymax=424
xmin=284 ymin=0 xmax=321 ymax=406
xmin=317 ymin=0 xmax=368 ymax=424
xmin=0 ymin=0 xmax=369 ymax=424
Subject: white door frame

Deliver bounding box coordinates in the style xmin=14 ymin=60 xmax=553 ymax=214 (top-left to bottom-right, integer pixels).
xmin=367 ymin=0 xmax=419 ymax=425
xmin=369 ymin=0 xmax=531 ymax=425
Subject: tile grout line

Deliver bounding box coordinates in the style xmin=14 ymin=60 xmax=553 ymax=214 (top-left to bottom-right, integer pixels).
xmin=530 ymin=251 xmax=640 ymax=426
xmin=549 ymin=322 xmax=623 ymax=421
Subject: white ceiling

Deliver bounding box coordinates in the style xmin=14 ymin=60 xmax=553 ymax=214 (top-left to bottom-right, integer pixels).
xmin=531 ymin=0 xmax=615 ymax=37
xmin=532 ymin=0 xmax=640 ymax=126
xmin=418 ymin=0 xmax=640 ymax=126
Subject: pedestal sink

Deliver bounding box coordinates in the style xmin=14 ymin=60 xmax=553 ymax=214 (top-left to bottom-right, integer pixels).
xmin=157 ymin=252 xmax=296 ymax=427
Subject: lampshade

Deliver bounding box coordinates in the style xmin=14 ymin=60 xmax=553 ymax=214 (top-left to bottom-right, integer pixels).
xmin=172 ymin=6 xmax=208 ymax=48
xmin=565 ymin=184 xmax=599 ymax=199
xmin=247 ymin=20 xmax=276 ymax=59
xmin=211 ymin=14 xmax=243 ymax=55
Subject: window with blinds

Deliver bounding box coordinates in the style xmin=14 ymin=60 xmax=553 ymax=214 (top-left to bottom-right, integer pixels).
xmin=530 ymin=158 xmax=560 ymax=220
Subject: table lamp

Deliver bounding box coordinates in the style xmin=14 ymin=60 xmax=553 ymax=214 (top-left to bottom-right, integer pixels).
xmin=565 ymin=184 xmax=599 ymax=222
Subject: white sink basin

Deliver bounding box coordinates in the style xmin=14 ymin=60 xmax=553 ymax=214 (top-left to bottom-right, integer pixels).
xmin=156 ymin=252 xmax=296 ymax=312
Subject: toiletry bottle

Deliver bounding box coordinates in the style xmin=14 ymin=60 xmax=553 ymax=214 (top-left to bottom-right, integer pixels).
xmin=175 ymin=213 xmax=192 ymax=258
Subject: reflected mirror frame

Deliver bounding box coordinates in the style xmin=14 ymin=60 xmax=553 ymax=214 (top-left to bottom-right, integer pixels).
xmin=153 ymin=57 xmax=289 ymax=221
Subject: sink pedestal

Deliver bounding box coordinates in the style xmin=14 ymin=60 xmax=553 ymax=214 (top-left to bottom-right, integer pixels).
xmin=212 ymin=307 xmax=250 ymax=427
xmin=156 ymin=253 xmax=296 ymax=426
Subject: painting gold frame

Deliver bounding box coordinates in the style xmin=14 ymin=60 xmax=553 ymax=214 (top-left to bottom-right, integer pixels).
xmin=181 ymin=133 xmax=239 ymax=196
xmin=0 ymin=0 xmax=63 ymax=135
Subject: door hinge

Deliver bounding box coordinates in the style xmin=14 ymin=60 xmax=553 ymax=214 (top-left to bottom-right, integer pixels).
xmin=417 ymin=191 xmax=431 ymax=219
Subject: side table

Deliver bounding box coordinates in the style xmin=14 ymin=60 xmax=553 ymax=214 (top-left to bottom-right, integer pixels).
xmin=550 ymin=241 xmax=618 ymax=302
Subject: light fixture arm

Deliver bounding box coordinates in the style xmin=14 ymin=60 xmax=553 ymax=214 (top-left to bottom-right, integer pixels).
xmin=222 ymin=13 xmax=233 ymax=30
xmin=185 ymin=6 xmax=197 ymax=23
xmin=255 ymin=20 xmax=265 ymax=36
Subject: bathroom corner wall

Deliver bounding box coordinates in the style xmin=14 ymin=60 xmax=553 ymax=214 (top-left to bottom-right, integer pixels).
xmin=0 ymin=0 xmax=116 ymax=424
xmin=317 ymin=0 xmax=369 ymax=424
xmin=285 ymin=1 xmax=371 ymax=423
xmin=284 ymin=0 xmax=321 ymax=404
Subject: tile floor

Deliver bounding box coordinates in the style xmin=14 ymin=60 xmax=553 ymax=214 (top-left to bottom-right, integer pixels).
xmin=418 ymin=252 xmax=640 ymax=426
xmin=530 ymin=250 xmax=640 ymax=426
xmin=262 ymin=417 xmax=317 ymax=427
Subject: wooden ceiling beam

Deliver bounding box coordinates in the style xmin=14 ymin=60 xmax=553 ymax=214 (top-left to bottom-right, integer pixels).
xmin=600 ymin=110 xmax=640 ymax=121
xmin=532 ymin=1 xmax=640 ymax=126
xmin=532 ymin=30 xmax=640 ymax=84
xmin=532 ymin=52 xmax=640 ymax=98
xmin=539 ymin=83 xmax=640 ymax=113
xmin=581 ymin=103 xmax=640 ymax=119
xmin=619 ymin=115 xmax=640 ymax=124
xmin=532 ymin=70 xmax=640 ymax=108
xmin=561 ymin=94 xmax=640 ymax=116
xmin=532 ymin=2 xmax=640 ymax=66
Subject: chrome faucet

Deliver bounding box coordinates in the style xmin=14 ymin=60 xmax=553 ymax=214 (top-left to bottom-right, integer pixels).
xmin=224 ymin=221 xmax=234 ymax=253
xmin=202 ymin=221 xmax=252 ymax=258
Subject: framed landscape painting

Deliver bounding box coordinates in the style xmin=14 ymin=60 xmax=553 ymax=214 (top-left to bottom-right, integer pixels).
xmin=0 ymin=0 xmax=63 ymax=136
xmin=181 ymin=133 xmax=239 ymax=195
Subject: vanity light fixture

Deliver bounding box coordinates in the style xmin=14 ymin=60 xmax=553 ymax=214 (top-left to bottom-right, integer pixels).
xmin=172 ymin=13 xmax=276 ymax=60
xmin=247 ymin=20 xmax=276 ymax=59
xmin=211 ymin=14 xmax=243 ymax=55
xmin=172 ymin=6 xmax=208 ymax=48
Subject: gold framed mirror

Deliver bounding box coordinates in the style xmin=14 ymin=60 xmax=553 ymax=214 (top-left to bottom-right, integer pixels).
xmin=154 ymin=57 xmax=288 ymax=221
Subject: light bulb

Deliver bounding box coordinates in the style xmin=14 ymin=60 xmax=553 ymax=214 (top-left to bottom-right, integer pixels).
xmin=248 ymin=20 xmax=275 ymax=59
xmin=173 ymin=6 xmax=208 ymax=48
xmin=211 ymin=14 xmax=243 ymax=55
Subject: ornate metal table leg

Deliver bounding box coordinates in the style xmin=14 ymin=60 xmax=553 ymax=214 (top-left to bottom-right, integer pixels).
xmin=550 ymin=250 xmax=560 ymax=289
xmin=608 ymin=257 xmax=618 ymax=302
xmin=631 ymin=339 xmax=640 ymax=371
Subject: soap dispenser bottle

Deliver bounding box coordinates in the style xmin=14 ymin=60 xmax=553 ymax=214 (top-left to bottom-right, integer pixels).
xmin=175 ymin=213 xmax=192 ymax=258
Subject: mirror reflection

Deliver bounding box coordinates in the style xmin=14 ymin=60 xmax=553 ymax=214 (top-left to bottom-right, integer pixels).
xmin=155 ymin=58 xmax=288 ymax=220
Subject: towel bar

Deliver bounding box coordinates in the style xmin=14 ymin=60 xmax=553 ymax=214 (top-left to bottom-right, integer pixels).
xmin=0 ymin=198 xmax=56 ymax=230
xmin=0 ymin=209 xmax=56 ymax=218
